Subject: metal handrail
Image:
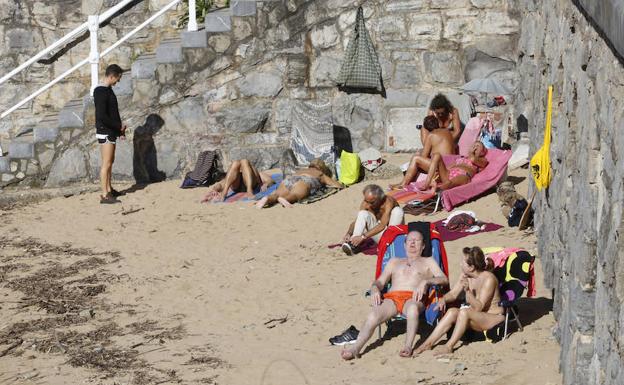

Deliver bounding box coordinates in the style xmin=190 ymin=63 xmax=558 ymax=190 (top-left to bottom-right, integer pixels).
xmin=0 ymin=0 xmax=197 ymax=120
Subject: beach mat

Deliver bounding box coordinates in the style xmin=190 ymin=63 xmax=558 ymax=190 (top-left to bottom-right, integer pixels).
xmin=300 ymin=186 xmax=340 ymax=204
xmin=433 ymin=220 xmax=503 ymax=242
xmin=387 ymin=189 xmax=436 ymax=205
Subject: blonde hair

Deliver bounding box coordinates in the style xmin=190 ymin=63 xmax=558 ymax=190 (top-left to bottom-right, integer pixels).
xmin=309 ymin=158 xmax=332 ymax=177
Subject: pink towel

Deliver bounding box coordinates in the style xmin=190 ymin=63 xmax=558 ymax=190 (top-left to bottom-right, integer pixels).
xmin=458 ymin=117 xmax=482 ymax=157
xmin=441 ymin=149 xmax=512 ymax=211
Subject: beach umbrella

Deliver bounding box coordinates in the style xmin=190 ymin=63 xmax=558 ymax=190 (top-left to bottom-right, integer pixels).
xmin=461 ymin=78 xmax=513 ymax=95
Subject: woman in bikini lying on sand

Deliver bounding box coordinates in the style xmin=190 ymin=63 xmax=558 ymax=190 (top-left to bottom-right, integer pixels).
xmin=418 ymin=141 xmax=488 ymax=191
xmin=255 ymin=158 xmax=344 ymax=208
xmin=413 ymin=246 xmax=505 ymax=356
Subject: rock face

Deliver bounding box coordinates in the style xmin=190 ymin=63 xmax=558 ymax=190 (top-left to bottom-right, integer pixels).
xmin=516 ymin=1 xmax=624 ymax=384
xmin=0 ymin=0 xmax=521 ymax=187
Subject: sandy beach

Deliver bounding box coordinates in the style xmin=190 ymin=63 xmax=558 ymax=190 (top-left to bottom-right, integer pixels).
xmin=0 ymin=155 xmax=561 ymax=385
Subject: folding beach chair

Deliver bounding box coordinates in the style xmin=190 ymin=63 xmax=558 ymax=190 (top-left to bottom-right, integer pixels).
xmin=372 ymin=222 xmax=450 ymax=338
xmin=486 ymin=250 xmax=535 ymax=341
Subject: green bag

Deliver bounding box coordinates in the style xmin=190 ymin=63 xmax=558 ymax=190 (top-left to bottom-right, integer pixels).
xmin=339 ymin=150 xmax=360 ymax=186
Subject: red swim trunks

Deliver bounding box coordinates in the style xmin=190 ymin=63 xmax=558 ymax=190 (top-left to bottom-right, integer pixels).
xmin=383 ymin=291 xmax=414 ymax=315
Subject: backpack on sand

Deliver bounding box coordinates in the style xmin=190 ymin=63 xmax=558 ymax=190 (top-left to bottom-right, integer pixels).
xmin=180 ymin=150 xmax=225 ymax=189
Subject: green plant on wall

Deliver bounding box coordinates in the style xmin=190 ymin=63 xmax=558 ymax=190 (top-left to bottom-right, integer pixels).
xmin=177 ymin=0 xmax=231 ymax=27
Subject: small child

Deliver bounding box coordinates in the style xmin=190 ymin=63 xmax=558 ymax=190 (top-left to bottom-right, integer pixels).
xmin=422 ymin=115 xmax=439 ymax=132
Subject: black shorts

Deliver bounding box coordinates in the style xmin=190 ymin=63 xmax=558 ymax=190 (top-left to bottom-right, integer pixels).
xmin=96 ymin=134 xmax=117 ymax=144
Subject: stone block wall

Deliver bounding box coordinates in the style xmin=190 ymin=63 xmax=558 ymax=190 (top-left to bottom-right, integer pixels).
xmin=516 ymin=1 xmax=624 ymax=384
xmin=0 ymin=0 xmax=522 ymax=187
xmin=0 ymin=0 xmax=181 ymax=140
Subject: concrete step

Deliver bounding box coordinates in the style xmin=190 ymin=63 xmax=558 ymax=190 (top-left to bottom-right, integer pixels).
xmin=131 ymin=53 xmax=158 ymax=79
xmin=231 ymin=1 xmax=256 ymax=16
xmin=34 ymin=114 xmax=59 ymax=143
xmin=156 ymin=38 xmax=184 ymax=63
xmin=205 ymin=9 xmax=232 ymax=32
xmin=181 ymin=30 xmax=209 ymax=48
xmin=58 ymin=99 xmax=85 ymax=129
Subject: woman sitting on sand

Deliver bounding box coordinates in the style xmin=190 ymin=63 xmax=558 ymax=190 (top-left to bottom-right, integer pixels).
xmin=201 ymin=159 xmax=274 ymax=203
xmin=418 ymin=141 xmax=488 ymax=191
xmin=413 ymin=246 xmax=504 ymax=356
xmin=255 ymin=158 xmax=343 ymax=208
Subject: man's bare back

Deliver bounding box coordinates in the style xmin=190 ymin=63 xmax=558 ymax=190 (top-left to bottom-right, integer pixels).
xmin=424 ymin=129 xmax=455 ymax=157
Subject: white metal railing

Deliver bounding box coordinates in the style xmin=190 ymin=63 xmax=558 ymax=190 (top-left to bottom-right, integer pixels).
xmin=0 ymin=0 xmax=198 ymax=120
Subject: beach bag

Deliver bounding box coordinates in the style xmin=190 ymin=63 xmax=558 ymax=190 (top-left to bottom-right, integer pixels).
xmin=338 ymin=150 xmax=360 ymax=186
xmin=180 ymin=150 xmax=224 ymax=189
xmin=336 ymin=7 xmax=383 ymax=91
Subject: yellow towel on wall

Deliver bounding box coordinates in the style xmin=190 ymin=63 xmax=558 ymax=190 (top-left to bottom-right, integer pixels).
xmin=530 ymin=86 xmax=553 ymax=190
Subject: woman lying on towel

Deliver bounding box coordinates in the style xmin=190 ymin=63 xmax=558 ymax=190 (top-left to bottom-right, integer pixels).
xmin=255 ymin=158 xmax=344 ymax=208
xmin=201 ymin=159 xmax=274 ymax=203
xmin=418 ymin=141 xmax=488 ymax=191
xmin=413 ymin=246 xmax=505 ymax=356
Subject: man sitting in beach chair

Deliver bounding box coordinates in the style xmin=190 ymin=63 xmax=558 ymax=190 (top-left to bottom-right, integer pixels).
xmin=341 ymin=184 xmax=404 ymax=255
xmin=340 ymin=230 xmax=448 ymax=360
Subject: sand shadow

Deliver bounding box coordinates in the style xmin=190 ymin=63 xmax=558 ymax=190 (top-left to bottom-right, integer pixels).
xmin=360 ymin=318 xmax=436 ymax=356
xmin=506 ymin=175 xmax=527 ymax=186
xmin=132 ymin=114 xmax=166 ymax=185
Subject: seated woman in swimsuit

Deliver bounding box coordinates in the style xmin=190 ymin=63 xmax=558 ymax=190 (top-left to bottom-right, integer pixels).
xmin=413 ymin=246 xmax=505 ymax=356
xmin=201 ymin=159 xmax=274 ymax=203
xmin=418 ymin=141 xmax=488 ymax=191
xmin=255 ymin=158 xmax=344 ymax=208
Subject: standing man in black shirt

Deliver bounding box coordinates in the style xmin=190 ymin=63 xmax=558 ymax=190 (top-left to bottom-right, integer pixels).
xmin=93 ymin=64 xmax=126 ymax=204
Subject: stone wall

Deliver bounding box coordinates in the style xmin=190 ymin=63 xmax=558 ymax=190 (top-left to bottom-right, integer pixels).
xmin=516 ymin=1 xmax=624 ymax=384
xmin=0 ymin=0 xmax=181 ymax=140
xmin=0 ymin=0 xmax=522 ymax=187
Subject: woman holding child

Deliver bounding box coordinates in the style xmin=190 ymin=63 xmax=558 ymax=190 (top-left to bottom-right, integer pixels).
xmin=414 ymin=246 xmax=505 ymax=356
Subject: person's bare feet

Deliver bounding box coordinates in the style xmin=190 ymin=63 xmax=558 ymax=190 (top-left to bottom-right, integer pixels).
xmin=277 ymin=197 xmax=294 ymax=208
xmin=432 ymin=345 xmax=453 ymax=356
xmin=399 ymin=347 xmax=413 ymax=358
xmin=200 ymin=191 xmax=218 ymax=203
xmin=244 ymin=192 xmax=255 ymax=200
xmin=389 ymin=183 xmax=404 ymax=190
xmin=340 ymin=348 xmax=359 ymax=361
xmin=255 ymin=196 xmax=268 ymax=209
xmin=413 ymin=343 xmax=432 ymax=355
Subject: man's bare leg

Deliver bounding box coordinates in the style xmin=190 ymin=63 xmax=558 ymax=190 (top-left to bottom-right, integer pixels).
xmin=419 ymin=153 xmax=446 ymax=190
xmin=100 ymin=143 xmax=115 ymax=198
xmin=341 ymin=300 xmax=397 ymax=360
xmin=239 ymin=159 xmax=261 ymax=199
xmin=218 ymin=160 xmax=243 ymax=201
xmin=400 ymin=300 xmax=424 ymax=357
xmin=414 ymin=308 xmax=459 ymax=355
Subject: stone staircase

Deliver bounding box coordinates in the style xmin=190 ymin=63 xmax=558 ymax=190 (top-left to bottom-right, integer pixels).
xmin=0 ymin=0 xmax=281 ymax=188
